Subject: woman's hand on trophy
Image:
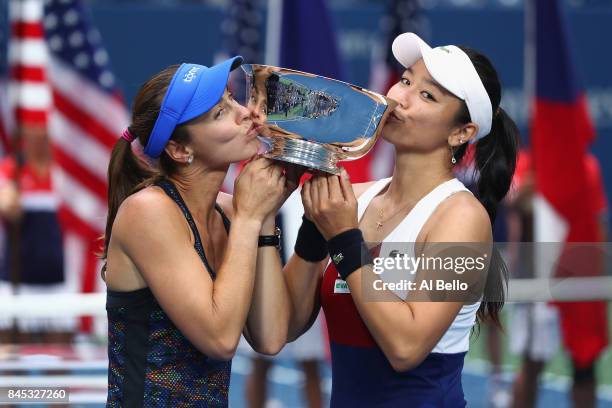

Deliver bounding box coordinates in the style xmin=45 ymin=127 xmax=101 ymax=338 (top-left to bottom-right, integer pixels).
xmin=260 ymin=163 xmax=307 ymax=234
xmin=233 ymin=156 xmax=286 ymax=223
xmin=301 ymin=169 xmax=358 ymax=240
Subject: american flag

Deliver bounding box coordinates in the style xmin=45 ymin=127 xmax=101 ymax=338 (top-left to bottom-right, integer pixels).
xmin=9 ymin=0 xmax=128 ymax=331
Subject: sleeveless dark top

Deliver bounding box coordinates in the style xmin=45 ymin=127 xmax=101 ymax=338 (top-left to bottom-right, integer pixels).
xmin=106 ymin=180 xmax=232 ymax=407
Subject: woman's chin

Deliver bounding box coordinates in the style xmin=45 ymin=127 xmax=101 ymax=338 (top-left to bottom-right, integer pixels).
xmin=235 ymin=138 xmax=263 ymax=161
xmin=380 ymin=128 xmax=397 ymax=144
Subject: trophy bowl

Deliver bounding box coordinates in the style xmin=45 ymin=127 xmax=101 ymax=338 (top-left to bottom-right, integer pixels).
xmin=242 ymin=64 xmax=398 ymax=174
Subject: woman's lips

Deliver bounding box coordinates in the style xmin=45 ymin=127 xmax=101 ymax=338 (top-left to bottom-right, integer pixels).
xmin=389 ymin=110 xmax=403 ymax=122
xmin=247 ymin=123 xmax=260 ymax=138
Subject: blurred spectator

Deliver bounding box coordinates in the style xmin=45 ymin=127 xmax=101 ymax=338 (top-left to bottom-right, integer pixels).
xmin=0 ymin=126 xmax=72 ymax=344
xmin=555 ymin=153 xmax=608 ymax=408
xmin=507 ymin=149 xmax=557 ymax=408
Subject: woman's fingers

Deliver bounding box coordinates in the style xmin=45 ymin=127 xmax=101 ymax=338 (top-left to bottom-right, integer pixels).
xmin=338 ymin=168 xmax=355 ymax=203
xmin=310 ymin=176 xmax=320 ymax=213
xmin=313 ymin=175 xmax=329 ymax=201
xmin=326 ymin=173 xmax=343 ymax=201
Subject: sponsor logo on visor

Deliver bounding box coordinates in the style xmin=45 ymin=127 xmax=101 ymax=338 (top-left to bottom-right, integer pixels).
xmin=183 ymin=66 xmax=201 ymax=82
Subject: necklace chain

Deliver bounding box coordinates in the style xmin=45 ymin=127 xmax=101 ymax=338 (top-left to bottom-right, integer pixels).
xmin=376 ymin=194 xmax=413 ymax=230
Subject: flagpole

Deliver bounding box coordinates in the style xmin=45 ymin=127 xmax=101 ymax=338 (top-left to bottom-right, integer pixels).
xmin=525 ymin=0 xmax=549 ymax=279
xmin=265 ymin=0 xmax=282 ymax=66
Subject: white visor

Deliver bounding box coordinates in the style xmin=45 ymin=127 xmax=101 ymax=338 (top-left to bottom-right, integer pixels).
xmin=391 ymin=32 xmax=492 ymax=141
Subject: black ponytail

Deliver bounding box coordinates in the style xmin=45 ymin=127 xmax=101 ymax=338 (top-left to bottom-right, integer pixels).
xmin=474 ymin=107 xmax=519 ymax=223
xmin=452 ymin=47 xmax=519 ymax=328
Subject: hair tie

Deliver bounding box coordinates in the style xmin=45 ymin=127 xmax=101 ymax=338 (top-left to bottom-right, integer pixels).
xmin=121 ymin=128 xmax=136 ymax=143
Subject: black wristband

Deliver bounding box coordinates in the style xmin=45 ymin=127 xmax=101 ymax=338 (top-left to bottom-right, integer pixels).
xmin=327 ymin=228 xmax=373 ymax=280
xmin=294 ymin=216 xmax=328 ymax=262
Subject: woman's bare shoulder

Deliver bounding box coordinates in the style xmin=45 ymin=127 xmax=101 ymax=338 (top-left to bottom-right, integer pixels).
xmin=113 ymin=186 xmax=186 ymax=238
xmin=426 ymin=192 xmax=491 ymax=242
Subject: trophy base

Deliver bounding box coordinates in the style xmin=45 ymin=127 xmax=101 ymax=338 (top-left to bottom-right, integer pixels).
xmin=262 ymin=137 xmax=342 ymax=174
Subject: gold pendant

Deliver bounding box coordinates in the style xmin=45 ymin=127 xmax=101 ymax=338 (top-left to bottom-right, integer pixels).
xmin=376 ymin=221 xmax=383 ymax=230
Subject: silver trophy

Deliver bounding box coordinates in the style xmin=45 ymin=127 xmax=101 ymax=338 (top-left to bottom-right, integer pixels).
xmin=242 ymin=64 xmax=398 ymax=174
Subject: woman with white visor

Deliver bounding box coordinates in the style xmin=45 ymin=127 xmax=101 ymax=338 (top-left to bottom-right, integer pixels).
xmin=284 ymin=33 xmax=519 ymax=406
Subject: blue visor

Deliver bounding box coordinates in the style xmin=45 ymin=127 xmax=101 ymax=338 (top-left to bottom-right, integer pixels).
xmin=144 ymin=56 xmax=244 ymax=158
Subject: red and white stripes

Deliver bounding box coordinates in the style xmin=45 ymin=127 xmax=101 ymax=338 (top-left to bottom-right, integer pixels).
xmin=8 ymin=0 xmax=51 ymax=127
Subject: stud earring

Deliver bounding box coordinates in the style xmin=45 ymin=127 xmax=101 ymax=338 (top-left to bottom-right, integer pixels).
xmin=187 ymin=155 xmax=194 ymax=165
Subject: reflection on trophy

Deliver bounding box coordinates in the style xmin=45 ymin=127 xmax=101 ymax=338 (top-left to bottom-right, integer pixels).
xmin=242 ymin=64 xmax=398 ymax=174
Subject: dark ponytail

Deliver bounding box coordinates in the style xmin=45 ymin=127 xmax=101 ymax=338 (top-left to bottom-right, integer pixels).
xmin=101 ymin=65 xmax=191 ymax=278
xmin=452 ymin=47 xmax=519 ymax=328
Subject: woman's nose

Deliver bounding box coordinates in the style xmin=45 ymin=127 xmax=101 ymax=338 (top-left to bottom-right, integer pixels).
xmin=237 ymin=103 xmax=251 ymax=123
xmin=249 ymin=103 xmax=267 ymax=124
xmin=388 ymin=85 xmax=411 ymax=110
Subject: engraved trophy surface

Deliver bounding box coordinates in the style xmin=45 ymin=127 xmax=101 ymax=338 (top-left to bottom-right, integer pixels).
xmin=242 ymin=64 xmax=398 ymax=174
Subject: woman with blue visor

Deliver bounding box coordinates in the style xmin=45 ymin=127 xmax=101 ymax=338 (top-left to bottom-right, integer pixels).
xmin=103 ymin=56 xmax=294 ymax=406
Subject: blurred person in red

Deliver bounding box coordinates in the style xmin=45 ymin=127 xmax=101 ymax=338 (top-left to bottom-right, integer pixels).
xmin=554 ymin=151 xmax=609 ymax=407
xmin=509 ymin=149 xmax=608 ymax=408
xmin=0 ymin=126 xmax=71 ymax=344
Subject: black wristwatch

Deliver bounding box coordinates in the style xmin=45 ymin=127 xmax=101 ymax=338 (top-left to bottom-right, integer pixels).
xmin=258 ymin=226 xmax=282 ymax=250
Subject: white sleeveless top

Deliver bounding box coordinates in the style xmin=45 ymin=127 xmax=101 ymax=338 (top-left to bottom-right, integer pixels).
xmin=357 ymin=177 xmax=480 ymax=354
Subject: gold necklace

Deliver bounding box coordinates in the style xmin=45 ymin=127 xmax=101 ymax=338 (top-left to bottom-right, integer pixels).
xmin=376 ymin=194 xmax=414 ymax=230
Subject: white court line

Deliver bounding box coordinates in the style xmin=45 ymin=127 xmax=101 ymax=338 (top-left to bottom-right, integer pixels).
xmin=0 ymin=360 xmax=107 ymax=371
